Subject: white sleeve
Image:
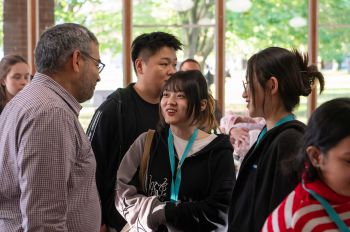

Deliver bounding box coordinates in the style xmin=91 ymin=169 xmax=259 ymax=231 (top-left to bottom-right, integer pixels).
xmin=115 ymin=132 xmax=165 ymax=231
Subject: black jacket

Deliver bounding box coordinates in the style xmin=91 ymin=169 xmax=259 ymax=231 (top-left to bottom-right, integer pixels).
xmin=115 ymin=127 xmax=236 ymax=231
xmin=228 ymin=120 xmax=306 ymax=232
xmin=87 ymin=84 xmax=159 ymax=230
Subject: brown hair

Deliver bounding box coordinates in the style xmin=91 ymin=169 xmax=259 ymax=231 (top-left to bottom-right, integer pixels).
xmin=0 ymin=54 xmax=28 ymax=112
xmin=159 ymin=70 xmax=217 ymax=131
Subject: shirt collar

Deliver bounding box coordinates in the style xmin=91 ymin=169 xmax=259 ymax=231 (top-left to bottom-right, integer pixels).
xmin=33 ymin=73 xmax=82 ymax=116
xmin=305 ymin=179 xmax=350 ymax=204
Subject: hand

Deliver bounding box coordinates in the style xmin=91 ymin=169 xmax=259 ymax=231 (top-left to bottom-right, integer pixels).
xmin=100 ymin=224 xmax=109 ymax=232
xmin=148 ymin=200 xmax=166 ymax=230
xmin=229 ymin=127 xmax=249 ymax=146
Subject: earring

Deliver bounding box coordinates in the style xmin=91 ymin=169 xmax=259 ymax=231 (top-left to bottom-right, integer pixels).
xmin=313 ymin=161 xmax=320 ymax=169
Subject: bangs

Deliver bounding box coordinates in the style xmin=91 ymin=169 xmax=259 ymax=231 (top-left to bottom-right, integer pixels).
xmin=163 ymin=75 xmax=186 ymax=93
xmin=159 ymin=70 xmax=210 ymax=128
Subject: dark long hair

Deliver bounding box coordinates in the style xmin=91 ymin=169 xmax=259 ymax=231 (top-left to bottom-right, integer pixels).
xmin=246 ymin=47 xmax=325 ymax=113
xmin=296 ymin=98 xmax=350 ymax=181
xmin=0 ymin=54 xmax=28 ymax=112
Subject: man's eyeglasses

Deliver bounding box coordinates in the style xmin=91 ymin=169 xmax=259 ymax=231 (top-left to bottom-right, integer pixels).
xmin=242 ymin=80 xmax=249 ymax=92
xmin=81 ymin=51 xmax=105 ymax=73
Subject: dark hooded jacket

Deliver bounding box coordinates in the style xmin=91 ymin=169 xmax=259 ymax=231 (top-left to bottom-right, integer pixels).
xmin=87 ymin=83 xmax=160 ymax=229
xmin=228 ymin=120 xmax=306 ymax=232
xmin=116 ymin=127 xmax=236 ymax=232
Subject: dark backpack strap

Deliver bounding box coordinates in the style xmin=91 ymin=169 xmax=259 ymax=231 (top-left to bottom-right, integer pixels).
xmin=113 ymin=87 xmax=137 ymax=168
xmin=105 ymin=88 xmax=128 ymax=230
xmin=115 ymin=89 xmax=124 ymax=169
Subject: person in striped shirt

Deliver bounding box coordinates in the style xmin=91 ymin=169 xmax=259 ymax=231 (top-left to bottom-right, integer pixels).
xmin=262 ymin=98 xmax=350 ymax=232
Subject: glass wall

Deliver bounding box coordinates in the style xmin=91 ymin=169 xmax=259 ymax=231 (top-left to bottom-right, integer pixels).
xmin=225 ymin=0 xmax=309 ymax=121
xmin=2 ymin=0 xmax=349 ymax=129
xmin=56 ymin=0 xmax=217 ymax=130
xmin=54 ymin=0 xmax=123 ymax=129
xmin=133 ymin=0 xmax=216 ymax=80
xmin=317 ymin=1 xmax=350 ymax=109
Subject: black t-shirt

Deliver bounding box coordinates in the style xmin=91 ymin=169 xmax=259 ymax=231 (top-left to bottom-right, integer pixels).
xmin=124 ymin=84 xmax=159 ymax=151
xmin=87 ymin=83 xmax=160 ymax=229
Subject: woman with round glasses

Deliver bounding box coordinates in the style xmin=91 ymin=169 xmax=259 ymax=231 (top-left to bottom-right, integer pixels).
xmin=228 ymin=47 xmax=325 ymax=232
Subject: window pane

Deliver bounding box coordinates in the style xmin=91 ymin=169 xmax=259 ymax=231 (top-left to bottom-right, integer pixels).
xmin=133 ymin=0 xmax=216 ymax=85
xmin=54 ymin=0 xmax=123 ymax=130
xmin=318 ymin=1 xmax=350 ymax=110
xmin=225 ymin=0 xmax=308 ymax=121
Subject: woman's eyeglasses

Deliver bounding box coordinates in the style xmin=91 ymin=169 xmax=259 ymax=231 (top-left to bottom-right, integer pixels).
xmin=242 ymin=80 xmax=249 ymax=92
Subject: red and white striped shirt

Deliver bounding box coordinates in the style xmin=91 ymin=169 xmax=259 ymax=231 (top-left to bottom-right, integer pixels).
xmin=262 ymin=180 xmax=350 ymax=231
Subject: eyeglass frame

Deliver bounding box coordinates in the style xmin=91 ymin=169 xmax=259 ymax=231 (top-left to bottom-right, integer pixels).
xmin=242 ymin=80 xmax=249 ymax=92
xmin=80 ymin=51 xmax=105 ymax=73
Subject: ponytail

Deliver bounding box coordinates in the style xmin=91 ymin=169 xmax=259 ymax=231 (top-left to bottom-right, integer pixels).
xmin=247 ymin=47 xmax=327 ymax=113
xmin=197 ymin=93 xmax=219 ymax=132
xmin=293 ymin=49 xmax=325 ymax=96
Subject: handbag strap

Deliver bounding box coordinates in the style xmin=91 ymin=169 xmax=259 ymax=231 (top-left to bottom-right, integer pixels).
xmin=139 ymin=129 xmax=155 ymax=192
xmin=302 ymin=181 xmax=349 ymax=231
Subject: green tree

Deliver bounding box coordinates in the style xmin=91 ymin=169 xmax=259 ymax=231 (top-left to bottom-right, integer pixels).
xmin=53 ymin=0 xmax=350 ymax=69
xmin=55 ymin=0 xmax=122 ymax=56
xmin=226 ymin=0 xmax=308 ymax=59
xmin=175 ymin=0 xmax=215 ymax=68
xmin=319 ymin=1 xmax=350 ymax=66
xmin=225 ymin=0 xmax=350 ymax=67
xmin=131 ymin=0 xmax=216 ymax=69
xmin=55 ymin=0 xmax=91 ymax=24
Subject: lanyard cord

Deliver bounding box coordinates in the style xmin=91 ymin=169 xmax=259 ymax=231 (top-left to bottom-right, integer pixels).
xmin=302 ymin=181 xmax=349 ymax=231
xmin=168 ymin=128 xmax=198 ymax=202
xmin=256 ymin=114 xmax=295 ymax=144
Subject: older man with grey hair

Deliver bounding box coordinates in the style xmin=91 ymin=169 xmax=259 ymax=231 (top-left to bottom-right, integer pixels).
xmin=0 ymin=23 xmax=103 ymax=232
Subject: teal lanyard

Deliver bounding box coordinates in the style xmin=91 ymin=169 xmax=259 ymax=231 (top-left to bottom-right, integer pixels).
xmin=168 ymin=128 xmax=198 ymax=202
xmin=256 ymin=114 xmax=295 ymax=144
xmin=302 ymin=181 xmax=349 ymax=231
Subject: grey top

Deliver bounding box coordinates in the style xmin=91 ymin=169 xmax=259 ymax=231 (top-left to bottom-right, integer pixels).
xmin=0 ymin=73 xmax=101 ymax=232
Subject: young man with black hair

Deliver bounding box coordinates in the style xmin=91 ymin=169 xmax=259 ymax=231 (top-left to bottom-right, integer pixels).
xmin=87 ymin=32 xmax=182 ymax=232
